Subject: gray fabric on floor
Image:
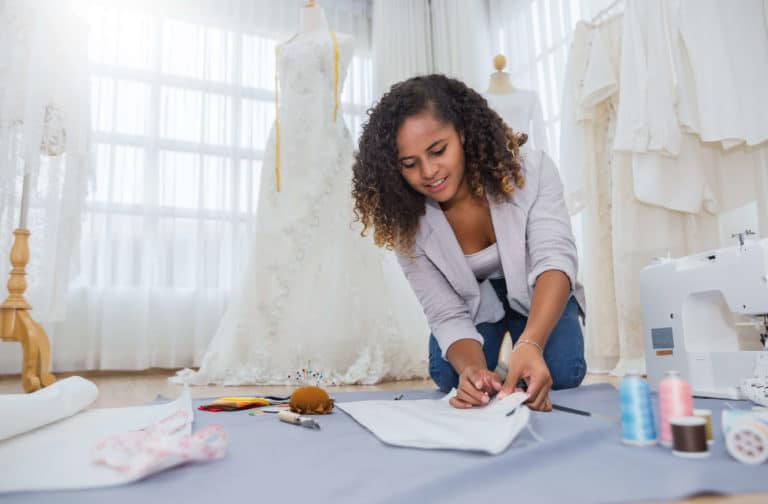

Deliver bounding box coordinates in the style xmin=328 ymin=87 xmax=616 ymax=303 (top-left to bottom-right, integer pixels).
xmin=2 ymin=384 xmax=765 ymax=503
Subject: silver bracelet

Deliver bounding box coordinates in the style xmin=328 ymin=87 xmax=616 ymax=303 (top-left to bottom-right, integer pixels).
xmin=513 ymin=339 xmax=544 ymax=354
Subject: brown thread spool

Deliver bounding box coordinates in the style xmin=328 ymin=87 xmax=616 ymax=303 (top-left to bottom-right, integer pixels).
xmin=670 ymin=416 xmax=709 ymax=458
xmin=693 ymin=409 xmax=713 ymax=444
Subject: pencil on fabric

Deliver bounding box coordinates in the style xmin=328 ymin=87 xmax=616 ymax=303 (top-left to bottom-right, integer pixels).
xmin=551 ymin=403 xmax=619 ymax=421
xmin=551 ymin=403 xmax=591 ymax=416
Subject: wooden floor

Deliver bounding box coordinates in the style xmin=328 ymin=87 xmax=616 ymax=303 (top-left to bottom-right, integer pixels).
xmin=0 ymin=371 xmax=763 ymax=504
xmin=0 ymin=369 xmax=620 ymax=408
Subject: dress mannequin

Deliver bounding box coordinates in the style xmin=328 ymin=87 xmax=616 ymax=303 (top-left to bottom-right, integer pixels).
xmin=172 ymin=1 xmax=429 ymax=386
xmin=483 ymin=54 xmax=548 ymax=151
xmin=485 ymin=54 xmax=515 ymax=94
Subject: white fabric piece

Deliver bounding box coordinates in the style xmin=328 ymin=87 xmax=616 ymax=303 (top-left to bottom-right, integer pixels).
xmin=430 ymin=0 xmax=493 ymax=93
xmin=338 ymin=391 xmax=530 ymax=455
xmin=484 ymin=90 xmax=549 ymax=152
xmin=560 ymin=22 xmax=618 ymax=216
xmin=371 ymin=0 xmax=432 ymax=97
xmin=559 ymin=22 xmax=592 ymax=216
xmin=0 ymin=376 xmax=98 ymax=441
xmin=631 ymin=136 xmax=766 ymax=215
xmin=612 ymin=0 xmax=767 ymax=215
xmin=678 ymin=0 xmax=768 ymax=149
xmin=173 ymin=28 xmax=429 ymax=386
xmin=0 ymin=387 xmax=191 ymax=493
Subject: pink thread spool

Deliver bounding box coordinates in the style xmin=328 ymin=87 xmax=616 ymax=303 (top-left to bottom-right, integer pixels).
xmin=658 ymin=370 xmax=693 ymax=446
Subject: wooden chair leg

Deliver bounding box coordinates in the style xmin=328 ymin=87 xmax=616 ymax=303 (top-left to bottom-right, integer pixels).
xmin=15 ymin=311 xmax=42 ymax=393
xmin=19 ymin=310 xmax=55 ymax=387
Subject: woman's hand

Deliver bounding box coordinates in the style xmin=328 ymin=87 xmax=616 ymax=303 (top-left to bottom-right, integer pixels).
xmin=497 ymin=343 xmax=553 ymax=411
xmin=449 ymin=365 xmax=502 ymax=409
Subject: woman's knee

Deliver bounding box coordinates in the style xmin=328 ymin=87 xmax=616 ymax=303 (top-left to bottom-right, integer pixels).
xmin=550 ymin=357 xmax=586 ymax=390
xmin=430 ymin=363 xmax=458 ymax=392
xmin=546 ymin=297 xmax=586 ymax=390
xmin=428 ymin=335 xmax=458 ymax=392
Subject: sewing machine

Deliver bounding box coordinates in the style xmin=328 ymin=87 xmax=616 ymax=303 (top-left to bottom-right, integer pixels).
xmin=641 ymin=231 xmax=768 ymax=399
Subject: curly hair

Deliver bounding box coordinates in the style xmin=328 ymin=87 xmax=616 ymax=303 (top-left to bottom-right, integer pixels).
xmin=352 ymin=74 xmax=527 ymax=253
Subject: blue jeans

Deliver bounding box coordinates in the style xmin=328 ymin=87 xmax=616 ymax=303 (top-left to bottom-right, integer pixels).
xmin=429 ymin=278 xmax=586 ymax=392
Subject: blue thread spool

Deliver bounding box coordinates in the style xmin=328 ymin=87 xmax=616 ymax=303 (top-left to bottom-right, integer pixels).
xmin=620 ymin=372 xmax=657 ymax=446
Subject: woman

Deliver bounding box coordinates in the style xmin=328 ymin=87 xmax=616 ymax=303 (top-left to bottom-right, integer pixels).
xmin=352 ymin=74 xmax=586 ymax=411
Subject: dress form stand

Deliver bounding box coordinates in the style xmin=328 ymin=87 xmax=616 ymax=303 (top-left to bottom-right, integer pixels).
xmin=0 ymin=230 xmax=56 ymax=392
xmin=483 ymin=54 xmax=548 ymax=151
xmin=485 ymin=54 xmax=515 ymax=95
xmin=1 ymin=173 xmax=56 ymax=392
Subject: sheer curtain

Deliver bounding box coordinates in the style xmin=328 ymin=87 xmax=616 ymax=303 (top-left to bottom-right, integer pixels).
xmin=0 ymin=0 xmax=91 ymax=374
xmin=430 ymin=0 xmax=493 ymax=93
xmin=33 ymin=0 xmax=372 ymax=372
xmin=372 ymin=0 xmax=494 ymax=97
xmin=371 ymin=0 xmax=432 ymax=97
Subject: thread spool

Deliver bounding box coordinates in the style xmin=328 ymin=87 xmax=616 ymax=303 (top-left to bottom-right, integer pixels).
xmin=619 ymin=373 xmax=657 ymax=446
xmin=723 ymin=409 xmax=758 ymax=432
xmin=693 ymin=409 xmax=713 ymax=444
xmin=724 ymin=411 xmax=768 ymax=465
xmin=658 ymin=370 xmax=693 ymax=446
xmin=670 ymin=416 xmax=709 ymax=458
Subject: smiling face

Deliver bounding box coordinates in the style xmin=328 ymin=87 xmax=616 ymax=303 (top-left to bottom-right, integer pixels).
xmin=396 ymin=110 xmax=468 ymax=207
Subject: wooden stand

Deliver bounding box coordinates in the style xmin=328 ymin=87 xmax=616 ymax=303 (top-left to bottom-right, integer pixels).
xmin=0 ymin=229 xmax=56 ymax=392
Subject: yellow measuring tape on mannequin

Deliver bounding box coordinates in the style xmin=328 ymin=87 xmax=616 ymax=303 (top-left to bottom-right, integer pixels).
xmin=330 ymin=31 xmax=339 ymax=123
xmin=273 ymin=31 xmax=340 ymax=192
xmin=274 ymin=46 xmax=282 ymax=192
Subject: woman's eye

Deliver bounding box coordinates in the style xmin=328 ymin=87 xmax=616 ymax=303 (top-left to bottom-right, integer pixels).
xmin=431 ymin=146 xmax=447 ymax=156
xmin=401 ymin=161 xmax=416 ymax=169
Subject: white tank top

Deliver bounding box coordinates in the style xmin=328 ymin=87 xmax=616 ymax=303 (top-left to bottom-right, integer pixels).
xmin=465 ymin=243 xmax=504 ymax=280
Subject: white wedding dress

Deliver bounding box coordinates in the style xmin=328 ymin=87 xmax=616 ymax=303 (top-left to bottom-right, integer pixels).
xmin=173 ymin=32 xmax=429 ymax=385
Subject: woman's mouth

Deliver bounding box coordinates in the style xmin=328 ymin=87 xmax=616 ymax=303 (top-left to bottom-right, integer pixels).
xmin=425 ymin=176 xmax=448 ymax=193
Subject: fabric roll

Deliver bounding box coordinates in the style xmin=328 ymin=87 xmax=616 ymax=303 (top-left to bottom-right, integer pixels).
xmin=0 ymin=376 xmax=98 ymax=441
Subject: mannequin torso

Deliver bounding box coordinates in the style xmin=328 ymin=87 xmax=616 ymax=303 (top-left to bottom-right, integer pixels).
xmin=485 ymin=71 xmax=515 ymax=95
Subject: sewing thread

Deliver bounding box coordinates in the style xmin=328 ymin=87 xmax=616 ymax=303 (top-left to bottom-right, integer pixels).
xmin=658 ymin=370 xmax=693 ymax=446
xmin=724 ymin=410 xmax=768 ymax=464
xmin=693 ymin=409 xmax=713 ymax=444
xmin=670 ymin=416 xmax=709 ymax=458
xmin=619 ymin=372 xmax=657 ymax=446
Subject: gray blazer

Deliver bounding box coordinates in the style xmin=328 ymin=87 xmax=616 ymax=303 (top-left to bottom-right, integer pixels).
xmin=396 ymin=150 xmax=586 ymax=358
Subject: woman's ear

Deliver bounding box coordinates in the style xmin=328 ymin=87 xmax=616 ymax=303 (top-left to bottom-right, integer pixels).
xmin=460 ymin=132 xmax=465 ymax=145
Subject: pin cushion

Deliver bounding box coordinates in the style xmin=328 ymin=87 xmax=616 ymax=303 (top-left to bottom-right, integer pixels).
xmin=289 ymin=386 xmax=334 ymax=414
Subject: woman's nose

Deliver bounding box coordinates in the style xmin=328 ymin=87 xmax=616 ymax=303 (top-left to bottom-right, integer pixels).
xmin=419 ymin=159 xmax=438 ymax=180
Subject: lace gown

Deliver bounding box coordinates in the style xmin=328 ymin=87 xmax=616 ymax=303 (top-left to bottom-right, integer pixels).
xmin=173 ymin=33 xmax=429 ymax=385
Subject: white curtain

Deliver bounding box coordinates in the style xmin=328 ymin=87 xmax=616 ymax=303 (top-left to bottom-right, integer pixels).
xmin=0 ymin=0 xmax=91 ymax=374
xmin=372 ymin=0 xmax=493 ymax=98
xmin=371 ymin=0 xmax=432 ymax=97
xmin=430 ymin=0 xmax=493 ymax=93
xmin=0 ymin=0 xmax=373 ymax=373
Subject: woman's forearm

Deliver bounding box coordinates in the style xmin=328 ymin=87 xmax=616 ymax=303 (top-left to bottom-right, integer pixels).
xmin=521 ymin=269 xmax=571 ymax=348
xmin=446 ymin=339 xmax=487 ymax=374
